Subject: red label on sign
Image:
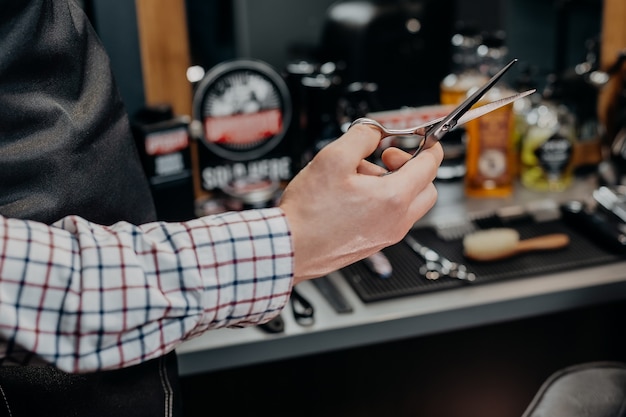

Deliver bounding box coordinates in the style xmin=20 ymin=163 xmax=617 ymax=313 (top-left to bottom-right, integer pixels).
xmin=203 ymin=109 xmax=283 ymax=145
xmin=366 ymin=105 xmax=454 ymax=129
xmin=145 ymin=128 xmax=189 ymax=155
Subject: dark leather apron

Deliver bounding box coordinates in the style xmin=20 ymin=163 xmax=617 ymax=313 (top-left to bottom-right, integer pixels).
xmin=0 ymin=0 xmax=182 ymax=415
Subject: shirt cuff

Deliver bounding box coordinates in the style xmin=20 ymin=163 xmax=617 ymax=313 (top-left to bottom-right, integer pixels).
xmin=191 ymin=207 xmax=294 ymax=332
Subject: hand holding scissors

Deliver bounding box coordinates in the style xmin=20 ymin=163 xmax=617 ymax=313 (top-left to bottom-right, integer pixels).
xmin=349 ymin=59 xmax=535 ymax=171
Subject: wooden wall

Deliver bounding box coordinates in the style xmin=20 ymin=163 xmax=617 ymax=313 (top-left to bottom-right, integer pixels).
xmin=135 ymin=0 xmax=193 ymax=117
xmin=134 ymin=0 xmax=203 ymax=198
xmin=601 ymin=0 xmax=626 ymax=70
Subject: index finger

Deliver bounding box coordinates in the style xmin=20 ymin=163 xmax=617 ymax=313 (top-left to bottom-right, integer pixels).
xmin=320 ymin=124 xmax=383 ymax=170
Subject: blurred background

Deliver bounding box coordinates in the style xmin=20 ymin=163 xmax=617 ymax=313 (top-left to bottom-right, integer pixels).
xmin=84 ymin=0 xmax=602 ymax=117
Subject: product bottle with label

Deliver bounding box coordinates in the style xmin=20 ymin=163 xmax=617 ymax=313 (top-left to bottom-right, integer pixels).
xmin=519 ymin=97 xmax=577 ymax=192
xmin=464 ymin=92 xmax=516 ymax=197
xmin=511 ymin=64 xmax=541 ymax=177
xmin=464 ymin=31 xmax=517 ymax=198
xmin=439 ymin=23 xmax=486 ymax=180
xmin=131 ymin=104 xmax=195 ymax=221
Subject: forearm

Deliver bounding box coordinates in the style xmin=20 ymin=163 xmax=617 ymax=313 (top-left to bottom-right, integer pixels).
xmin=0 ymin=208 xmax=293 ymax=372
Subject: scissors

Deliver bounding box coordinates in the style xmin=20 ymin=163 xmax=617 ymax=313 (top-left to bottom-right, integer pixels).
xmin=349 ymin=59 xmax=535 ymax=167
xmin=290 ymin=286 xmax=315 ymax=326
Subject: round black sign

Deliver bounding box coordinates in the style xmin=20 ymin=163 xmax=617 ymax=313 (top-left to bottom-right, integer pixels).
xmin=192 ymin=59 xmax=292 ymax=162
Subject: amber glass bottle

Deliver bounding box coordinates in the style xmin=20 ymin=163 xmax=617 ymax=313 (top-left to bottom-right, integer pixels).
xmin=464 ymin=31 xmax=516 ymax=198
xmin=439 ymin=23 xmax=487 ymax=180
xmin=464 ymin=91 xmax=516 ymax=197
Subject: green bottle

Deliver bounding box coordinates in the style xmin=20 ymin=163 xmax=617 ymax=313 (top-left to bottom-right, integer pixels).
xmin=520 ymin=99 xmax=577 ymax=192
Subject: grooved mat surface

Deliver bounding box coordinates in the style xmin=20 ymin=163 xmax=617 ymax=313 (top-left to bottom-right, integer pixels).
xmin=342 ymin=216 xmax=625 ymax=303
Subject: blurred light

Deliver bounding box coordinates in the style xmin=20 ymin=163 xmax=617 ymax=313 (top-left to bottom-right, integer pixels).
xmin=186 ymin=65 xmax=205 ymax=83
xmin=575 ymin=62 xmax=592 ymax=75
xmin=406 ymin=18 xmax=421 ymax=33
xmin=589 ymin=70 xmax=609 ymax=85
xmin=320 ymin=61 xmax=336 ymax=75
xmin=328 ymin=3 xmax=376 ymax=25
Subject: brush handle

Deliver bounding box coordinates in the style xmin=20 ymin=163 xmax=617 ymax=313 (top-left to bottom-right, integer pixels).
xmin=516 ymin=234 xmax=570 ymax=253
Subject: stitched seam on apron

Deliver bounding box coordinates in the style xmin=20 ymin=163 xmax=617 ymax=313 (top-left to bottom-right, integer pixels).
xmin=158 ymin=357 xmax=174 ymax=417
xmin=0 ymin=384 xmax=13 ymax=417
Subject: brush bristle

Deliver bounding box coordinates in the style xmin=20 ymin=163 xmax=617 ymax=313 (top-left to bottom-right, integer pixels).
xmin=463 ymin=228 xmax=520 ymax=260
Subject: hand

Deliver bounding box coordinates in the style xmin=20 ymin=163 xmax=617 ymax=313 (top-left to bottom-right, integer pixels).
xmin=279 ymin=124 xmax=443 ymax=283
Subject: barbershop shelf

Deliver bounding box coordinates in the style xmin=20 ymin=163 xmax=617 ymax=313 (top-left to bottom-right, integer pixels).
xmin=176 ymin=176 xmax=626 ymax=376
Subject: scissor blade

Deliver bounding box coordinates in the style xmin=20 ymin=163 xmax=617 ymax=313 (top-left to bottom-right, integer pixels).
xmin=456 ymin=89 xmax=536 ymax=127
xmin=414 ymin=89 xmax=536 ymax=132
xmin=430 ymin=58 xmax=519 ymax=137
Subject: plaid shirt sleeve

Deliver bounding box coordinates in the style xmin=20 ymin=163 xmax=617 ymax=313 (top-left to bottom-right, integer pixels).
xmin=0 ymin=208 xmax=293 ymax=373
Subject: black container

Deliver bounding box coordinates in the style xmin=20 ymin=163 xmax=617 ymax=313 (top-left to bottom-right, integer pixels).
xmin=132 ymin=105 xmax=195 ymax=221
xmin=318 ymin=0 xmax=456 ymax=110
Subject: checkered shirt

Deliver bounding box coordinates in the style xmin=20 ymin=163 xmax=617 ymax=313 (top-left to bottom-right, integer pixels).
xmin=0 ymin=208 xmax=293 ymax=373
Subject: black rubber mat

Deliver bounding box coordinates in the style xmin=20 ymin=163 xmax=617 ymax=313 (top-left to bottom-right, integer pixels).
xmin=342 ymin=214 xmax=625 ymax=303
